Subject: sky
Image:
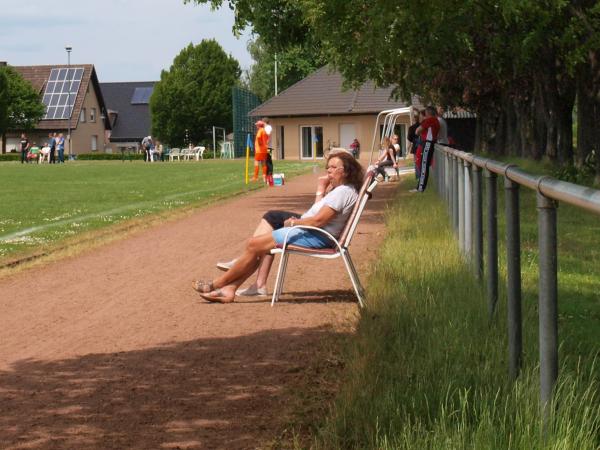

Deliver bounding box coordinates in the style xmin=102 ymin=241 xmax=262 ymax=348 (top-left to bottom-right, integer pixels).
xmin=0 ymin=0 xmax=254 ymax=82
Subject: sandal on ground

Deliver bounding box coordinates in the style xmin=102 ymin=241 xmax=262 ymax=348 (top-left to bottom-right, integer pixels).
xmin=198 ymin=289 xmax=235 ymax=304
xmin=192 ymin=280 xmax=213 ymax=294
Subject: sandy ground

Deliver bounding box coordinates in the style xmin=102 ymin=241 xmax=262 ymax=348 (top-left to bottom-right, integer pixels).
xmin=0 ymin=171 xmax=396 ymax=449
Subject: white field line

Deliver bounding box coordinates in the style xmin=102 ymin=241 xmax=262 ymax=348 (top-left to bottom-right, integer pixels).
xmin=0 ymin=183 xmax=235 ymax=243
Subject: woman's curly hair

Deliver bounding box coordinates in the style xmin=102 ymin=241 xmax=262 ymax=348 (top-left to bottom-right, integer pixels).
xmin=327 ymin=151 xmax=365 ymax=191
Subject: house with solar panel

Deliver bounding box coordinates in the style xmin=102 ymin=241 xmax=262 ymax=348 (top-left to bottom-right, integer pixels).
xmin=2 ymin=64 xmax=111 ymax=155
xmin=100 ymin=82 xmax=155 ymax=153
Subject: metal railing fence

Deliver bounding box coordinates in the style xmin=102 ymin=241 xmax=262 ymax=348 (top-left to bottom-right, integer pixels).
xmin=432 ymin=144 xmax=600 ymax=421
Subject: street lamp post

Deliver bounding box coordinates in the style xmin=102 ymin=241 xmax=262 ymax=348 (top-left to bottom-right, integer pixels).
xmin=65 ymin=45 xmax=72 ymax=159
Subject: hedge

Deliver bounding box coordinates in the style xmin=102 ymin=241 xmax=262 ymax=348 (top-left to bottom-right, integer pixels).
xmin=0 ymin=154 xmax=20 ymax=162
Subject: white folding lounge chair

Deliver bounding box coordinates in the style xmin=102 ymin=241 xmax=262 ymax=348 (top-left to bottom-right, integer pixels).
xmin=270 ymin=172 xmax=378 ymax=307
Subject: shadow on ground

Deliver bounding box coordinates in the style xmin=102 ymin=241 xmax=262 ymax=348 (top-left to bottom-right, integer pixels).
xmin=0 ymin=326 xmax=348 ymax=450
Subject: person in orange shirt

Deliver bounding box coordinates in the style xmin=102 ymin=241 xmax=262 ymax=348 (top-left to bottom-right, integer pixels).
xmin=253 ymin=120 xmax=269 ymax=182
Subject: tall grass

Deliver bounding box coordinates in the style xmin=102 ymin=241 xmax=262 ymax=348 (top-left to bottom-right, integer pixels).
xmin=315 ymin=178 xmax=599 ymax=449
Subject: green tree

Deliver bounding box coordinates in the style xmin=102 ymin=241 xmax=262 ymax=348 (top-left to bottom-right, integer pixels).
xmin=0 ymin=69 xmax=8 ymax=138
xmin=186 ymin=0 xmax=325 ymax=101
xmin=188 ymin=0 xmax=600 ymax=180
xmin=0 ymin=66 xmax=45 ymax=153
xmin=150 ymin=40 xmax=241 ymax=147
xmin=246 ymin=35 xmax=324 ymax=101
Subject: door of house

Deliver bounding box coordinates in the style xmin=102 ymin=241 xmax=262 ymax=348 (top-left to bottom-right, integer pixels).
xmin=300 ymin=126 xmax=324 ymax=159
xmin=339 ymin=123 xmax=356 ymax=150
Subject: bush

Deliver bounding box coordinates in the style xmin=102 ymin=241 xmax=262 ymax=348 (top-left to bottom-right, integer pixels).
xmin=76 ymin=153 xmax=145 ymax=161
xmin=0 ymin=154 xmax=20 ymax=162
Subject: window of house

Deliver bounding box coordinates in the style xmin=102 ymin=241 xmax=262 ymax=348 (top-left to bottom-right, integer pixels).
xmin=90 ymin=108 xmax=96 ymax=122
xmin=91 ymin=135 xmax=98 ymax=151
xmin=80 ymin=108 xmax=86 ymax=123
xmin=300 ymin=126 xmax=323 ymax=159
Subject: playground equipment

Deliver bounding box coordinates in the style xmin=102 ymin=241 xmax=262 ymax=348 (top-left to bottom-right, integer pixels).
xmin=368 ymin=107 xmax=412 ymax=165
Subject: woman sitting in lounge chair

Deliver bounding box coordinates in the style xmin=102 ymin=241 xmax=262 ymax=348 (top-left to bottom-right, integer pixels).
xmin=192 ymin=151 xmax=365 ymax=303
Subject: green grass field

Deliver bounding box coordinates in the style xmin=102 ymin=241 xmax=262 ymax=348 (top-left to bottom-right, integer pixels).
xmin=0 ymin=160 xmax=311 ymax=264
xmin=314 ymin=170 xmax=599 ymax=448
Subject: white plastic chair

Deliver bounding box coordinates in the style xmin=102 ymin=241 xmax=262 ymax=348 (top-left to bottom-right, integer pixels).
xmin=169 ymin=148 xmax=181 ymax=161
xmin=220 ymin=142 xmax=234 ymax=159
xmin=269 ymin=173 xmax=377 ymax=307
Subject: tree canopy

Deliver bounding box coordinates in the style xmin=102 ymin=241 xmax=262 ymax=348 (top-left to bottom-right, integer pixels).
xmin=187 ymin=0 xmax=600 ymax=181
xmin=0 ymin=66 xmax=45 ymax=136
xmin=245 ymin=35 xmax=324 ymax=101
xmin=301 ymin=0 xmax=599 ymax=169
xmin=150 ymin=39 xmax=241 ymax=147
xmin=186 ymin=0 xmax=326 ymax=101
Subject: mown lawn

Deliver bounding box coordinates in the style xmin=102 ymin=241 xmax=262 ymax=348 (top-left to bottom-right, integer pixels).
xmin=0 ymin=160 xmax=311 ymax=264
xmin=314 ymin=165 xmax=599 ymax=449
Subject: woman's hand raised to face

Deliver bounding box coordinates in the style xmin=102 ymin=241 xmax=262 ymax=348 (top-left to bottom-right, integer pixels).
xmin=317 ymin=175 xmax=331 ymax=192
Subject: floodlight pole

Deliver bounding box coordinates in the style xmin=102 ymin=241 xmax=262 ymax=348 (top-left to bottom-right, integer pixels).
xmin=65 ymin=45 xmax=73 ymax=159
xmin=274 ymin=53 xmax=278 ymax=96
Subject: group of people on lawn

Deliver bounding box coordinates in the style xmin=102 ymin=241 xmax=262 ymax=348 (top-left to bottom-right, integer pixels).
xmin=19 ymin=132 xmax=66 ymax=164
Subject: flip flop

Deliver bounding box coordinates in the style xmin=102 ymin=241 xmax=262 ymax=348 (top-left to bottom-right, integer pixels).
xmin=192 ymin=280 xmax=213 ymax=294
xmin=198 ymin=289 xmax=235 ymax=304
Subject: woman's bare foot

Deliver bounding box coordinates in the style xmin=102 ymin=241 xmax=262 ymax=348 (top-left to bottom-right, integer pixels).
xmin=196 ymin=285 xmax=237 ymax=303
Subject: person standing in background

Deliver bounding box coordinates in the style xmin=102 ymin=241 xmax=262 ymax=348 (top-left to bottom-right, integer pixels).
xmin=436 ymin=106 xmax=449 ymax=146
xmin=57 ymin=133 xmax=65 ymax=163
xmin=263 ymin=117 xmax=272 ymax=145
xmin=412 ymin=106 xmax=440 ymax=193
xmin=48 ymin=132 xmax=57 ymax=164
xmin=19 ymin=133 xmax=30 ymax=164
xmin=141 ymin=136 xmax=153 ymax=163
xmin=407 ymin=112 xmax=420 ymax=157
xmin=253 ymin=120 xmax=269 ymax=182
xmin=349 ymin=138 xmax=360 ymax=158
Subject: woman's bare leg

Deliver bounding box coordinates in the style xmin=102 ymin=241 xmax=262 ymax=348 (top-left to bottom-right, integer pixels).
xmin=207 ymin=233 xmax=277 ymax=300
xmin=253 ymin=219 xmax=273 ymax=236
xmin=255 ymin=254 xmax=274 ymax=289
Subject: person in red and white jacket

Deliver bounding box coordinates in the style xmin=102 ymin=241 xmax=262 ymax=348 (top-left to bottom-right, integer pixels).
xmin=412 ymin=106 xmax=440 ymax=192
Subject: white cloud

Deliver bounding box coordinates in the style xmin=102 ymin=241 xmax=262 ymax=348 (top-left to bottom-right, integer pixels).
xmin=0 ymin=0 xmax=253 ymax=82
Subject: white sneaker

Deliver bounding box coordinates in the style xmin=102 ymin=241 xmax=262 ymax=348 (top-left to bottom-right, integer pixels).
xmin=216 ymin=259 xmax=236 ymax=271
xmin=236 ymin=285 xmax=268 ymax=296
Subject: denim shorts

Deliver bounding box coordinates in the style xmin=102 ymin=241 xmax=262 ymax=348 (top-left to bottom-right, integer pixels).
xmin=272 ymin=227 xmax=334 ymax=248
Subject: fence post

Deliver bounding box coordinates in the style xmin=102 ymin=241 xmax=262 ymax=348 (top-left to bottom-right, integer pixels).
xmin=537 ymin=192 xmax=558 ymax=423
xmin=453 ymin=156 xmax=460 ymax=232
xmin=458 ymin=157 xmax=465 ymax=251
xmin=472 ymin=165 xmax=483 ymax=280
xmin=505 ymin=177 xmax=522 ymax=379
xmin=445 ymin=152 xmax=451 ymax=209
xmin=485 ymin=169 xmax=498 ymax=319
xmin=464 ymin=161 xmax=472 ymax=257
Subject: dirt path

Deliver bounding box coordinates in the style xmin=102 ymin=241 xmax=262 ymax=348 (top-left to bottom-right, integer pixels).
xmin=0 ymin=171 xmax=396 ymax=449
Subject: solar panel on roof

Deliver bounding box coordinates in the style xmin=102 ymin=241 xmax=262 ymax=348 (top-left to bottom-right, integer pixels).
xmin=131 ymin=87 xmax=153 ymax=104
xmin=41 ymin=67 xmax=84 ymax=120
